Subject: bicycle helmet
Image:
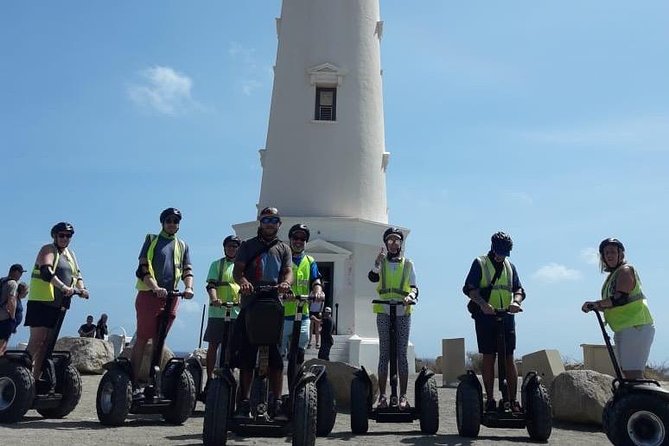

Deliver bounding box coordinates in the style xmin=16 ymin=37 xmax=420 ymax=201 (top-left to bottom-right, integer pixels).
xmin=50 ymin=222 xmax=75 ymax=237
xmin=223 ymin=235 xmax=241 ymax=247
xmin=383 ymin=227 xmax=404 ymax=242
xmin=289 ymin=224 xmax=310 ymax=242
xmin=160 ymin=207 xmax=182 ymax=224
xmin=491 ymin=231 xmax=513 ymax=256
xmin=598 ymin=238 xmax=625 ymax=255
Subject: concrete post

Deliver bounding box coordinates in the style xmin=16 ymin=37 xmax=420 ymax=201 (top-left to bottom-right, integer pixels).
xmin=442 ymin=338 xmax=465 ymax=387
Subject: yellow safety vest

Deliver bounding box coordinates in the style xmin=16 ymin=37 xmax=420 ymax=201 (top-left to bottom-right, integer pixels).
xmin=208 ymin=258 xmax=240 ymax=319
xmin=374 ymin=258 xmax=413 ymax=315
xmin=29 ymin=246 xmax=80 ymax=302
xmin=136 ymin=234 xmax=185 ymax=291
xmin=601 ymin=265 xmax=653 ymax=332
xmin=477 ymin=255 xmax=513 ymax=310
xmin=285 ymin=255 xmax=314 ymax=316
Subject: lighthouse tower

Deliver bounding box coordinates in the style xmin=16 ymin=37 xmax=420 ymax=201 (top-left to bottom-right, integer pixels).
xmin=234 ymin=0 xmax=414 ymax=371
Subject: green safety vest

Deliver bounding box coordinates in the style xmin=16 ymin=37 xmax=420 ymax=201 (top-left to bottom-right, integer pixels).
xmin=136 ymin=234 xmax=185 ymax=291
xmin=29 ymin=246 xmax=80 ymax=302
xmin=285 ymin=255 xmax=314 ymax=316
xmin=208 ymin=258 xmax=240 ymax=319
xmin=374 ymin=258 xmax=413 ymax=314
xmin=477 ymin=255 xmax=513 ymax=310
xmin=601 ymin=265 xmax=653 ymax=332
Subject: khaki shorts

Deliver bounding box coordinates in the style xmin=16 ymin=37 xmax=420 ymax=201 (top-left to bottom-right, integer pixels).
xmin=614 ymin=324 xmax=655 ymax=371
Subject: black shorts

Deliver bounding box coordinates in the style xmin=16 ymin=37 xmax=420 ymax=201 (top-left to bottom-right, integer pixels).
xmin=0 ymin=319 xmax=14 ymax=341
xmin=204 ymin=317 xmax=236 ymax=344
xmin=474 ymin=313 xmax=516 ymax=355
xmin=24 ymin=301 xmax=62 ymax=329
xmin=232 ymin=307 xmax=283 ymax=371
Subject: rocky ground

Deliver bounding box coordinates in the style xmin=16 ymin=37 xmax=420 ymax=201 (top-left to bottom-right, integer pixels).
xmin=0 ymin=373 xmax=611 ymax=445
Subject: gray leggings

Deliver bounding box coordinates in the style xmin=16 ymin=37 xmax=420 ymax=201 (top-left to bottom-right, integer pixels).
xmin=376 ymin=313 xmax=411 ymax=379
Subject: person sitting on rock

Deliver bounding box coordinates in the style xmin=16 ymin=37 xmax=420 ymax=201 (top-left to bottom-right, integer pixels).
xmin=78 ymin=315 xmax=96 ymax=337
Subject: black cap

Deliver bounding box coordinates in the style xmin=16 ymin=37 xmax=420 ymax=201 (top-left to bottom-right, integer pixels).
xmin=9 ymin=263 xmax=27 ymax=273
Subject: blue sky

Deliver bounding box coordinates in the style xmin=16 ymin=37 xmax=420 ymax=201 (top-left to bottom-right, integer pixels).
xmin=2 ymin=1 xmax=667 ymax=364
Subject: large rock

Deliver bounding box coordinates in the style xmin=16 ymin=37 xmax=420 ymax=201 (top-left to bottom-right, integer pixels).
xmin=120 ymin=341 xmax=174 ymax=383
xmin=550 ymin=370 xmax=614 ymax=425
xmin=190 ymin=347 xmax=207 ymax=366
xmin=304 ymin=359 xmax=378 ymax=411
xmin=54 ymin=336 xmax=115 ymax=374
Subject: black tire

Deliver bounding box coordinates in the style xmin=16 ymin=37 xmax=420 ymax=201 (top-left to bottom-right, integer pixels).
xmin=292 ymin=381 xmax=317 ymax=446
xmin=96 ymin=368 xmax=132 ymax=426
xmin=350 ymin=376 xmax=369 ymax=434
xmin=203 ymin=378 xmax=230 ymax=446
xmin=607 ymin=392 xmax=669 ymax=446
xmin=36 ymin=364 xmax=81 ymax=419
xmin=186 ymin=359 xmax=204 ymax=404
xmin=316 ymin=376 xmax=337 ymax=436
xmin=525 ymin=382 xmax=552 ymax=441
xmin=0 ymin=360 xmax=35 ymax=423
xmin=419 ymin=376 xmax=439 ymax=434
xmin=162 ymin=367 xmax=196 ymax=424
xmin=602 ymin=397 xmax=615 ymax=444
xmin=456 ymin=380 xmax=481 ymax=438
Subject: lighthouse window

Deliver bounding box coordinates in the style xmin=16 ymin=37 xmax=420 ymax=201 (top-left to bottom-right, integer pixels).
xmin=315 ymin=87 xmax=337 ymax=121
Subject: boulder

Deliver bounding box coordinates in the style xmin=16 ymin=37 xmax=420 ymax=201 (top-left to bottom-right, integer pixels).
xmin=190 ymin=347 xmax=207 ymax=366
xmin=550 ymin=370 xmax=613 ymax=425
xmin=304 ymin=359 xmax=378 ymax=411
xmin=54 ymin=336 xmax=115 ymax=374
xmin=120 ymin=341 xmax=174 ymax=383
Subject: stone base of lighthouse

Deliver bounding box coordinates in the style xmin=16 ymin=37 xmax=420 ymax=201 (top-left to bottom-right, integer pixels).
xmin=233 ymin=216 xmax=416 ymax=373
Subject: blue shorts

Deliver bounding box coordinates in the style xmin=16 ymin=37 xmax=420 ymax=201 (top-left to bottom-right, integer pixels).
xmin=0 ymin=319 xmax=15 ymax=341
xmin=474 ymin=313 xmax=516 ymax=355
xmin=281 ymin=316 xmax=310 ymax=357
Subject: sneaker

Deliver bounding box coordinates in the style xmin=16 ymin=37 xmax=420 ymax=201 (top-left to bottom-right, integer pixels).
xmin=132 ymin=385 xmax=144 ymax=401
xmin=274 ymin=399 xmax=289 ymax=421
xmin=399 ymin=395 xmax=410 ymax=411
xmin=377 ymin=395 xmax=388 ymax=409
xmin=234 ymin=398 xmax=251 ymax=419
xmin=485 ymin=398 xmax=496 ymax=412
xmin=511 ymin=400 xmax=522 ymax=414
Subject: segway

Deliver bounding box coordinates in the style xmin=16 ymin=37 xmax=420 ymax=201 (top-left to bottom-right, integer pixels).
xmin=350 ymin=299 xmax=439 ymax=435
xmin=586 ymin=305 xmax=669 ymax=446
xmin=456 ymin=310 xmax=552 ymax=441
xmin=0 ymin=289 xmax=87 ymax=423
xmin=96 ymin=290 xmax=196 ymax=426
xmin=287 ymin=294 xmax=337 ymax=437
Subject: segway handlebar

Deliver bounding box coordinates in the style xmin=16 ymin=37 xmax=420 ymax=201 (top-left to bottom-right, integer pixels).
xmin=372 ymin=299 xmax=416 ymax=306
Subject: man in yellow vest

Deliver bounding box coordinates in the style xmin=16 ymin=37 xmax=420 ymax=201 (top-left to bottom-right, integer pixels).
xmin=282 ymin=224 xmax=325 ymax=382
xmin=463 ymin=231 xmax=524 ymax=413
xmin=368 ymin=227 xmax=418 ymax=410
xmin=203 ymin=235 xmax=241 ymax=383
xmin=131 ymin=208 xmax=194 ymax=393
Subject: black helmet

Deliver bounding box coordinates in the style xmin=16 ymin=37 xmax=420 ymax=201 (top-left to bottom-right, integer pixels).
xmin=599 ymin=238 xmax=625 ymax=255
xmin=258 ymin=206 xmax=280 ymax=220
xmin=160 ymin=207 xmax=182 ymax=224
xmin=51 ymin=222 xmax=75 ymax=238
xmin=289 ymin=224 xmax=310 ymax=242
xmin=383 ymin=227 xmax=404 ymax=242
xmin=223 ymin=235 xmax=241 ymax=247
xmin=491 ymin=231 xmax=513 ymax=256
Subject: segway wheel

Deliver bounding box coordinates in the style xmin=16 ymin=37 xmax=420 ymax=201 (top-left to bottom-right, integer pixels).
xmin=203 ymin=378 xmax=231 ymax=446
xmin=0 ymin=360 xmax=35 ymax=423
xmin=162 ymin=366 xmax=196 ymax=424
xmin=608 ymin=392 xmax=668 ymax=446
xmin=602 ymin=397 xmax=615 ymax=444
xmin=36 ymin=364 xmax=81 ymax=419
xmin=525 ymin=382 xmax=552 ymax=441
xmin=456 ymin=380 xmax=481 ymax=438
xmin=292 ymin=381 xmax=317 ymax=446
xmin=96 ymin=368 xmax=132 ymax=426
xmin=350 ymin=376 xmax=369 ymax=434
xmin=419 ymin=375 xmax=439 ymax=434
xmin=316 ymin=375 xmax=337 ymax=436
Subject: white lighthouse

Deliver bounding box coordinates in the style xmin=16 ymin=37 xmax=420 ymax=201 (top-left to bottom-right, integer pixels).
xmin=234 ymin=0 xmax=415 ymax=371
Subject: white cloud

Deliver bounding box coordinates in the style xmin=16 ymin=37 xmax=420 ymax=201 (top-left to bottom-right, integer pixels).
xmin=532 ymin=263 xmax=582 ymax=283
xmin=503 ymin=191 xmax=533 ymax=206
xmin=128 ymin=66 xmax=199 ymax=115
xmin=580 ymin=247 xmax=600 ymax=266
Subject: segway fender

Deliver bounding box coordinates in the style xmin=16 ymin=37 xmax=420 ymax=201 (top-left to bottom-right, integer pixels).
xmin=214 ymin=365 xmax=237 ymax=388
xmin=413 ymin=366 xmax=436 ymax=412
xmin=354 ymin=366 xmax=375 ymax=409
xmin=521 ymin=371 xmax=541 ymax=409
xmin=103 ymin=357 xmax=135 ymax=383
xmin=2 ymin=350 xmax=33 ymax=369
xmin=459 ymin=370 xmax=483 ymax=417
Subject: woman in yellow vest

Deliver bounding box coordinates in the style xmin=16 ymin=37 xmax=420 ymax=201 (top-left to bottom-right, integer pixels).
xmin=26 ymin=222 xmax=88 ymax=381
xmin=368 ymin=227 xmax=418 ymax=411
xmin=582 ymin=238 xmax=655 ymax=379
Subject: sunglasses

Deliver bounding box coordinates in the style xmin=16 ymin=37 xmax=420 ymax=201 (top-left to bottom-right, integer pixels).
xmin=57 ymin=233 xmax=73 ymax=239
xmin=260 ymin=217 xmax=280 ymax=224
xmin=164 ymin=218 xmax=180 ymax=224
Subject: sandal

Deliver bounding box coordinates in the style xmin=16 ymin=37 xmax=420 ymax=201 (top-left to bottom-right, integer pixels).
xmin=377 ymin=395 xmax=388 ymax=408
xmin=399 ymin=394 xmax=410 ymax=411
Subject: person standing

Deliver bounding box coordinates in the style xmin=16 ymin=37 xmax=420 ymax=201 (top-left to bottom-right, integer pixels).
xmin=462 ymin=231 xmax=524 ymax=413
xmin=78 ymin=315 xmax=96 ymax=337
xmin=368 ymin=227 xmax=418 ymax=410
xmin=95 ymin=313 xmax=108 ymax=339
xmin=203 ymin=235 xmax=241 ymax=383
xmin=582 ymin=238 xmax=654 ymax=379
xmin=0 ymin=264 xmax=29 ymax=356
xmin=318 ymin=307 xmax=334 ymax=361
xmin=131 ymin=208 xmax=194 ymax=394
xmin=26 ymin=222 xmax=89 ymax=380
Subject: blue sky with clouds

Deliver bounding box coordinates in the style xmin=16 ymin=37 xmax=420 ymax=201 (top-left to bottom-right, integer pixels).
xmin=2 ymin=1 xmax=667 ymax=363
